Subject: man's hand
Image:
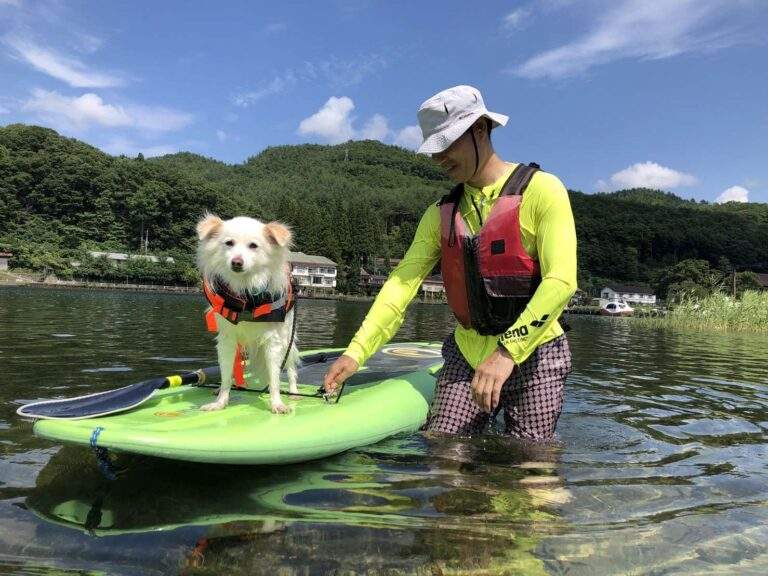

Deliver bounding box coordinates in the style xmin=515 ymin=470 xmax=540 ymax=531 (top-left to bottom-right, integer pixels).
xmin=323 ymin=355 xmax=359 ymax=394
xmin=471 ymin=347 xmax=516 ymax=412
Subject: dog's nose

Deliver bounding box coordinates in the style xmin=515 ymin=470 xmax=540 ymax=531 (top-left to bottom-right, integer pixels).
xmin=230 ymin=256 xmax=244 ymax=271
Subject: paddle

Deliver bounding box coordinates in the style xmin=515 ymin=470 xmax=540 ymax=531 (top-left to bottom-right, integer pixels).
xmin=17 ymin=350 xmax=344 ymax=420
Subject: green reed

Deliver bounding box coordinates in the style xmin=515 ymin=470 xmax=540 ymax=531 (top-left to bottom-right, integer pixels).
xmin=637 ymin=290 xmax=768 ymax=333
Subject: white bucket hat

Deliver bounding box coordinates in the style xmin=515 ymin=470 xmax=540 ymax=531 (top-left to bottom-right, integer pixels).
xmin=416 ymin=85 xmax=508 ymax=155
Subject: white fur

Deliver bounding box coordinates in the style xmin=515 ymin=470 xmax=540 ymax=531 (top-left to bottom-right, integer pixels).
xmin=196 ymin=214 xmax=299 ymax=414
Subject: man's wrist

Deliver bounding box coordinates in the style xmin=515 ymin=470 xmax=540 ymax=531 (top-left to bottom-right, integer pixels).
xmin=496 ymin=342 xmax=512 ymax=359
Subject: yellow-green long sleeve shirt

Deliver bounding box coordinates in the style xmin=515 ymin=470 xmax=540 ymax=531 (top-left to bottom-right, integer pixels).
xmin=344 ymin=163 xmax=577 ymax=369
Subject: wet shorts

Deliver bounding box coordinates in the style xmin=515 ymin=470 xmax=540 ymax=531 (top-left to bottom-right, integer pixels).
xmin=423 ymin=334 xmax=572 ymax=440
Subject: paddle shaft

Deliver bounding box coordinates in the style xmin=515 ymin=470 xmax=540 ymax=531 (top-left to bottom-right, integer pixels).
xmin=18 ymin=351 xmax=345 ymax=419
xmin=164 ymin=350 xmax=344 ymax=390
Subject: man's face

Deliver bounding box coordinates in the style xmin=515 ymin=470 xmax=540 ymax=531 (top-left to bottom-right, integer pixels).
xmin=431 ymin=125 xmax=479 ymax=183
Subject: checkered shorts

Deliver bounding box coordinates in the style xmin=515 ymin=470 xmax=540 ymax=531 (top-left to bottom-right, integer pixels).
xmin=423 ymin=334 xmax=572 ymax=440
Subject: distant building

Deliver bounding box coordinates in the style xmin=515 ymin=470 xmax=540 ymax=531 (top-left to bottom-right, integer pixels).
xmin=568 ymin=289 xmax=590 ymax=307
xmin=84 ymin=251 xmax=176 ymax=266
xmin=289 ymin=251 xmax=337 ymax=293
xmin=372 ymin=257 xmax=402 ymax=270
xmin=359 ymin=269 xmax=386 ymax=294
xmin=360 ymin=270 xmax=445 ymax=300
xmin=0 ymin=252 xmax=12 ymax=270
xmin=756 ymin=273 xmax=768 ymax=290
xmin=421 ymin=275 xmax=445 ymax=300
xmin=601 ymin=284 xmax=656 ymax=305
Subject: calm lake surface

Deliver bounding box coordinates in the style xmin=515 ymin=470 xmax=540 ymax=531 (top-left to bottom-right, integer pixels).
xmin=1 ymin=287 xmax=767 ymax=575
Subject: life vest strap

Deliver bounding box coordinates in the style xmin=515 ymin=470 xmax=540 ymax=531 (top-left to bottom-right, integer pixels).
xmin=202 ymin=276 xmax=294 ymax=388
xmin=499 ymin=162 xmax=539 ymax=197
xmin=233 ymin=345 xmax=245 ymax=388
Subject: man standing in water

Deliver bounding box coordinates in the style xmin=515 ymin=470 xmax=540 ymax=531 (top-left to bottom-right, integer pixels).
xmin=324 ymin=85 xmax=577 ymax=439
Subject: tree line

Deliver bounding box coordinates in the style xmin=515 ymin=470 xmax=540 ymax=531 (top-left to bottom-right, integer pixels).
xmin=1 ymin=123 xmax=766 ymax=296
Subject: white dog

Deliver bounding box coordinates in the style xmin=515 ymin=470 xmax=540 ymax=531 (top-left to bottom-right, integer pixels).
xmin=196 ymin=214 xmax=299 ymax=414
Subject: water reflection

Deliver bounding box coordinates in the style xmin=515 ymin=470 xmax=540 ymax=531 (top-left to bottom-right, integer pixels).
xmin=25 ymin=438 xmax=564 ymax=575
xmin=2 ymin=288 xmax=768 ymax=574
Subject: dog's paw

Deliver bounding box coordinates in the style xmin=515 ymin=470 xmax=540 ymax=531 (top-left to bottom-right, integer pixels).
xmin=270 ymin=401 xmax=291 ymax=414
xmin=200 ymin=401 xmax=227 ymax=411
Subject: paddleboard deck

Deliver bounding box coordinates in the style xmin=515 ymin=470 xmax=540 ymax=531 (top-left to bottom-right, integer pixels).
xmin=32 ymin=343 xmax=443 ymax=465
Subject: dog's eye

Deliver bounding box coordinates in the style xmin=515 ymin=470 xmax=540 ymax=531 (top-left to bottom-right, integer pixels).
xmin=224 ymin=239 xmax=234 ymax=247
xmin=249 ymin=242 xmax=258 ymax=250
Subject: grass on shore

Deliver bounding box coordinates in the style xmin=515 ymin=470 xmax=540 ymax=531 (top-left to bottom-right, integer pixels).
xmin=636 ymin=290 xmax=768 ymax=333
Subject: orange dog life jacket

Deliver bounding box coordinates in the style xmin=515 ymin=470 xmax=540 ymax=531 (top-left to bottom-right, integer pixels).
xmin=202 ymin=276 xmax=295 ymax=388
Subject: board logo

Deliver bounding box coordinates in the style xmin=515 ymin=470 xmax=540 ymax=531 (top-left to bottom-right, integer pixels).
xmin=382 ymin=346 xmax=442 ymax=358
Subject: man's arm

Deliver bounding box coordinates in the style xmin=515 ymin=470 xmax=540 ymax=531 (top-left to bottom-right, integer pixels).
xmin=472 ymin=172 xmax=577 ymax=411
xmin=497 ymin=171 xmax=578 ymax=363
xmin=324 ymin=204 xmax=442 ymax=390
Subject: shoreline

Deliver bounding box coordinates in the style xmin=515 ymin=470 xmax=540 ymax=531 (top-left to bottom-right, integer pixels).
xmin=0 ymin=273 xmax=447 ymax=304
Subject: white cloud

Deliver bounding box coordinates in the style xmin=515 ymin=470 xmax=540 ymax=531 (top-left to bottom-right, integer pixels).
xmin=0 ymin=0 xmax=22 ymax=6
xmin=233 ymin=75 xmax=295 ymax=107
xmin=101 ymin=137 xmax=181 ymax=158
xmin=359 ymin=114 xmax=389 ymax=140
xmin=514 ymin=0 xmax=757 ymax=79
xmin=4 ymin=35 xmax=124 ymax=88
xmin=0 ymin=95 xmax=19 ymax=114
xmin=24 ymin=89 xmax=130 ymax=129
xmin=298 ymin=96 xmax=356 ymax=144
xmin=72 ymin=32 xmax=104 ymax=54
xmin=502 ymin=8 xmax=531 ymax=32
xmin=23 ymin=89 xmax=192 ymax=134
xmin=394 ymin=125 xmax=422 ymax=150
xmin=216 ymin=129 xmax=227 ymax=142
xmin=234 ymin=54 xmax=388 ymax=107
xmin=716 ymin=185 xmax=749 ymax=203
xmin=599 ymin=161 xmax=698 ymax=191
xmin=127 ymin=103 xmax=192 ymax=133
xmin=298 ymin=97 xmax=421 ymax=149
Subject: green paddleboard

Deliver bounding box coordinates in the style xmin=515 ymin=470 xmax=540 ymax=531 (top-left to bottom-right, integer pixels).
xmin=33 ymin=343 xmax=442 ymax=465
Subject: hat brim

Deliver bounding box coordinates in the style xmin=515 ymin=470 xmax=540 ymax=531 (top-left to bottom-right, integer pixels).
xmin=416 ymin=110 xmax=508 ymax=155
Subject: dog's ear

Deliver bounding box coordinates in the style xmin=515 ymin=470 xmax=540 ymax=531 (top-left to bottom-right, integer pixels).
xmin=197 ymin=214 xmax=223 ymax=240
xmin=264 ymin=222 xmax=292 ymax=248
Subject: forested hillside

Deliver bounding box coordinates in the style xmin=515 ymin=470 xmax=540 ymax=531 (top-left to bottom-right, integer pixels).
xmin=1 ymin=123 xmax=766 ymax=293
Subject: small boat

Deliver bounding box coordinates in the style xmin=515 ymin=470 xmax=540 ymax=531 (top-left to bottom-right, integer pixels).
xmin=600 ymin=299 xmax=634 ymax=317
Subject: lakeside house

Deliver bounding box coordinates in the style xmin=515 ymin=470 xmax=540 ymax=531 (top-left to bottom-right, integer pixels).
xmin=364 ymin=257 xmax=445 ymax=300
xmin=421 ymin=275 xmax=446 ymax=300
xmin=289 ymin=251 xmax=336 ymax=294
xmin=360 ymin=269 xmax=446 ymax=301
xmin=0 ymin=252 xmax=11 ymax=270
xmin=74 ymin=250 xmax=338 ymax=294
xmin=83 ymin=251 xmax=176 ymax=265
xmin=359 ymin=269 xmax=387 ymax=294
xmin=600 ymin=284 xmax=657 ymax=306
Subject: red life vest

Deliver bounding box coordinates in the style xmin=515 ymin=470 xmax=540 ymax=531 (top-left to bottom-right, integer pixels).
xmin=440 ymin=163 xmax=542 ymax=335
xmin=202 ymin=276 xmax=295 ymax=387
xmin=202 ymin=276 xmax=294 ymax=331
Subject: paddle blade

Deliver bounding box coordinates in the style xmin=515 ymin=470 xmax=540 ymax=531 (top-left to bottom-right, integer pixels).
xmin=17 ymin=367 xmax=219 ymax=420
xmin=17 ymin=378 xmax=167 ymax=420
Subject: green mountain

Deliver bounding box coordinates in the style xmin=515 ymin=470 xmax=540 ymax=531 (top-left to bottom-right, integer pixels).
xmin=1 ymin=123 xmax=766 ymax=291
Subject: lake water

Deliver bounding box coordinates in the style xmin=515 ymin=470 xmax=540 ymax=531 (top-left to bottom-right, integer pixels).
xmin=1 ymin=287 xmax=767 ymax=575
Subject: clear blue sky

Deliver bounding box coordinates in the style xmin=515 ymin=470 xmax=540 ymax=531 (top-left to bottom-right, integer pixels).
xmin=1 ymin=0 xmax=766 ymax=203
